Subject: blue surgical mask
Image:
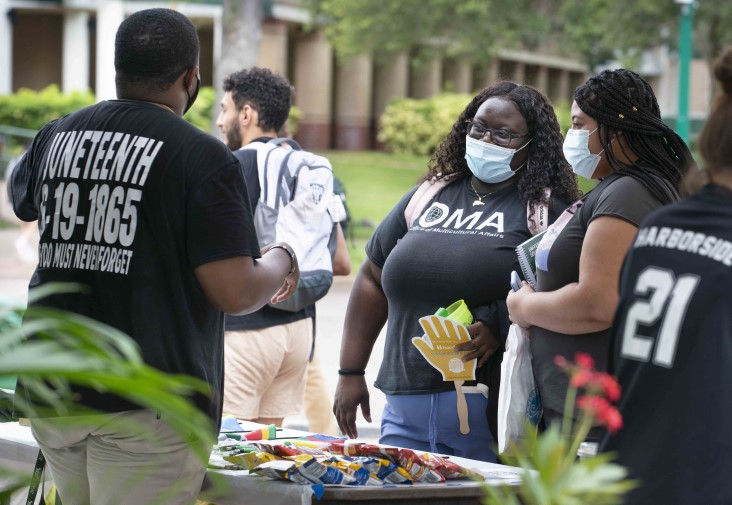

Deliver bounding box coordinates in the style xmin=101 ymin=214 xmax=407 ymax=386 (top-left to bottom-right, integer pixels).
xmin=464 ymin=135 xmax=531 ymax=184
xmin=563 ymin=128 xmax=603 ymax=179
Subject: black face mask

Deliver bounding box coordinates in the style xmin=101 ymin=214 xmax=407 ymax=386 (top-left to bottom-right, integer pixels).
xmin=184 ymin=75 xmax=200 ymax=115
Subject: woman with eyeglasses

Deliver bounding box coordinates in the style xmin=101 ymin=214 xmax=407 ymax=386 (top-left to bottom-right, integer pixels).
xmin=507 ymin=69 xmax=694 ymax=443
xmin=333 ymin=82 xmax=580 ymax=462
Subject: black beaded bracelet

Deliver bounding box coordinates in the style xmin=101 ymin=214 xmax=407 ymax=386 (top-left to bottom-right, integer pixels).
xmin=338 ymin=369 xmax=366 ymax=376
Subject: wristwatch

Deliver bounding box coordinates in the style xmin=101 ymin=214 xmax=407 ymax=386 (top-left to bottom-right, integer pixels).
xmin=270 ymin=243 xmax=296 ymax=275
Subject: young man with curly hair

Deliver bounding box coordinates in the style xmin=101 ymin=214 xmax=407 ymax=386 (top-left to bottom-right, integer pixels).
xmin=216 ymin=68 xmax=346 ymax=433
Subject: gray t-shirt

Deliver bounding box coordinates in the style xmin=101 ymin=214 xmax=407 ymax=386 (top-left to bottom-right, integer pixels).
xmin=530 ymin=172 xmax=668 ymax=432
xmin=367 ymin=177 xmax=566 ymax=395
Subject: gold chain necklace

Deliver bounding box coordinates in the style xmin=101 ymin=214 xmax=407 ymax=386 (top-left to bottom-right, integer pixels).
xmin=469 ymin=179 xmax=495 ymax=206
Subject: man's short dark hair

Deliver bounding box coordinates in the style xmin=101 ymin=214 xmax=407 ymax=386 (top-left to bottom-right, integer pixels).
xmin=115 ymin=8 xmax=199 ymax=91
xmin=223 ymin=68 xmax=294 ymax=133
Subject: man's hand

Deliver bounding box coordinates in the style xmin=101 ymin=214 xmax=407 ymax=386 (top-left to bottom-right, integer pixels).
xmin=412 ymin=315 xmax=477 ymax=381
xmin=261 ymin=243 xmax=300 ymax=304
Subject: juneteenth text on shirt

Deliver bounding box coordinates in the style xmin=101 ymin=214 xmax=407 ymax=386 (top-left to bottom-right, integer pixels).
xmin=34 ymin=129 xmax=164 ymax=274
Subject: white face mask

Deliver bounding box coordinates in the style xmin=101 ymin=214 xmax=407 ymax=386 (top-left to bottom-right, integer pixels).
xmin=563 ymin=128 xmax=603 ymax=179
xmin=464 ymin=135 xmax=531 ymax=184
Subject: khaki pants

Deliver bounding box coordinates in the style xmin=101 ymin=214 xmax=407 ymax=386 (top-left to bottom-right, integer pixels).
xmin=31 ymin=410 xmax=210 ymax=505
xmin=304 ymin=351 xmax=338 ymax=436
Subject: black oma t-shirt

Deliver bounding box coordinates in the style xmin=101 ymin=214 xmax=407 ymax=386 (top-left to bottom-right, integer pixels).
xmin=10 ymin=100 xmax=261 ymax=427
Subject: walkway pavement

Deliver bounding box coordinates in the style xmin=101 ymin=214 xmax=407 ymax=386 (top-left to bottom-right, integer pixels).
xmin=0 ymin=181 xmax=385 ymax=440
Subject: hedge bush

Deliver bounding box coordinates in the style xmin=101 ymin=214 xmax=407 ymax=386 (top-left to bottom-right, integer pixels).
xmin=378 ymin=93 xmax=473 ymax=156
xmin=0 ymin=85 xmax=219 ymax=133
xmin=378 ymin=93 xmax=573 ymax=156
xmin=0 ymin=85 xmax=95 ymax=130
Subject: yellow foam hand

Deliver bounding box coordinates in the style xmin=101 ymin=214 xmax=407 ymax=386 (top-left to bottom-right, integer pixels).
xmin=412 ymin=315 xmax=477 ymax=381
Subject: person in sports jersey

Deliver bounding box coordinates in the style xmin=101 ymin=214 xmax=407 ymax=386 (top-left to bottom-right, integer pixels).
xmin=507 ymin=69 xmax=694 ymax=443
xmin=333 ymin=82 xmax=579 ymax=461
xmin=599 ymin=48 xmax=732 ymax=505
xmin=9 ymin=9 xmax=298 ymax=505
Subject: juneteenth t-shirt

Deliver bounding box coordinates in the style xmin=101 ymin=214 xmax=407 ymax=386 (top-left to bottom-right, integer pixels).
xmin=10 ymin=99 xmax=261 ymax=426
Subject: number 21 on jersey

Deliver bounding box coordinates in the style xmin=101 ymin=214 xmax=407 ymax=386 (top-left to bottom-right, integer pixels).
xmin=620 ymin=266 xmax=700 ymax=368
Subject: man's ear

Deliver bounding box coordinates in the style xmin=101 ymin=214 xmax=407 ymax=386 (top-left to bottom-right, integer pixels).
xmin=240 ymin=104 xmax=258 ymax=127
xmin=184 ymin=66 xmax=199 ymax=93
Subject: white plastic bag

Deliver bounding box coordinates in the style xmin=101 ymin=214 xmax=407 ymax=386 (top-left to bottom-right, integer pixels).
xmin=497 ymin=324 xmax=542 ymax=454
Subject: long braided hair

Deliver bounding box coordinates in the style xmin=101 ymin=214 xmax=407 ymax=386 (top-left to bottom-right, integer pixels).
xmin=428 ymin=82 xmax=581 ymax=216
xmin=574 ymin=69 xmax=694 ymax=203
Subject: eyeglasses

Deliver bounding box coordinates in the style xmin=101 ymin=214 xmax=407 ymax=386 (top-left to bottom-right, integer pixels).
xmin=465 ymin=120 xmax=529 ymax=148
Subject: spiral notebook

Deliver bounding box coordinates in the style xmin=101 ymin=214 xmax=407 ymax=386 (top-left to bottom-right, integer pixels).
xmin=515 ymin=230 xmax=547 ymax=289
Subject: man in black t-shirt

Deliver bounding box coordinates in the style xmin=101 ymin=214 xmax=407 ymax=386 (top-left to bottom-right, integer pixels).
xmin=9 ymin=10 xmax=298 ymax=505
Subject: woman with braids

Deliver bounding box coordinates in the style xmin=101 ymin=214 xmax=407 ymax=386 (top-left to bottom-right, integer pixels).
xmin=333 ymin=82 xmax=579 ymax=461
xmin=598 ymin=48 xmax=732 ymax=505
xmin=507 ymin=69 xmax=694 ymax=443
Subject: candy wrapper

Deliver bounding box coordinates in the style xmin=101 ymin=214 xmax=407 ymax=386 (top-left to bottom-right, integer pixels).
xmin=341 ymin=443 xmax=444 ymax=483
xmin=351 ymin=456 xmax=413 ymax=484
xmin=223 ymin=450 xmax=280 ymax=471
xmin=419 ymin=452 xmax=483 ymax=480
xmin=250 ymin=441 xmax=326 ymax=458
xmin=253 ymin=457 xmax=372 ymax=486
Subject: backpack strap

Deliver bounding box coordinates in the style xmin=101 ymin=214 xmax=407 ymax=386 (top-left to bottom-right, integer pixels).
xmin=267 ymin=137 xmax=302 ymax=151
xmin=403 ymin=175 xmax=456 ymax=227
xmin=527 ymin=187 xmax=551 ymax=235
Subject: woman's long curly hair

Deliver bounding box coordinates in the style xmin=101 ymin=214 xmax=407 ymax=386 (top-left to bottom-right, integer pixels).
xmin=427 ymin=81 xmax=581 ymax=216
xmin=574 ymin=69 xmax=694 ymax=203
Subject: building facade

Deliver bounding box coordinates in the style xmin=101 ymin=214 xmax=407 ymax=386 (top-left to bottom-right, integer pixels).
xmin=0 ymin=0 xmax=639 ymax=151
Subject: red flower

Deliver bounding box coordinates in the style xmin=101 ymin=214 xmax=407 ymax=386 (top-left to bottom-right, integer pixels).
xmin=570 ymin=369 xmax=592 ymax=388
xmin=577 ymin=395 xmax=624 ymax=434
xmin=574 ymin=352 xmax=595 ymax=370
xmin=599 ymin=406 xmax=623 ymax=434
xmin=595 ymin=373 xmax=622 ymax=403
xmin=554 ymin=355 xmax=568 ymax=370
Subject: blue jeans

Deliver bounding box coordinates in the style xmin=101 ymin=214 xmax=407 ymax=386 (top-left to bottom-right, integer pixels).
xmin=381 ymin=391 xmax=496 ymax=462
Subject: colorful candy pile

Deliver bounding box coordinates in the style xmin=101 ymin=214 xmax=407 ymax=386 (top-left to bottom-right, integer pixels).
xmin=213 ymin=438 xmax=484 ymax=487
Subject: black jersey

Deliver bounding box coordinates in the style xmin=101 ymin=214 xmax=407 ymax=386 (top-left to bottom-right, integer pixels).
xmin=599 ymin=184 xmax=732 ymax=505
xmin=10 ymin=100 xmax=262 ymax=427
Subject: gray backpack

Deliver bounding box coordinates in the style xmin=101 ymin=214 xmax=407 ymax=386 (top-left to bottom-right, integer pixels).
xmin=243 ymin=138 xmax=345 ymax=311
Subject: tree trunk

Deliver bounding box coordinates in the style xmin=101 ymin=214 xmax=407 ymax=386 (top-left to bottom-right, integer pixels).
xmin=217 ymin=0 xmax=263 ymax=89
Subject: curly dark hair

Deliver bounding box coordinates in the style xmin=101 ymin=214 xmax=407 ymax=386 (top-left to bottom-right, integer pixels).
xmin=428 ymin=81 xmax=581 ymax=216
xmin=223 ymin=67 xmax=294 ymax=133
xmin=115 ymin=9 xmax=199 ymax=92
xmin=574 ymin=69 xmax=694 ymax=203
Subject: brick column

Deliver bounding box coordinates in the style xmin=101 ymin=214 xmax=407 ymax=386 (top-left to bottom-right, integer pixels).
xmin=257 ymin=20 xmax=288 ymax=78
xmin=410 ymin=56 xmax=442 ymax=99
xmin=513 ymin=61 xmax=526 ymax=84
xmin=293 ymin=31 xmax=333 ymax=150
xmin=373 ymin=51 xmax=409 ymax=149
xmin=334 ymin=54 xmax=373 ymax=150
xmin=536 ymin=65 xmax=549 ymax=97
xmin=443 ymin=58 xmax=472 ymax=93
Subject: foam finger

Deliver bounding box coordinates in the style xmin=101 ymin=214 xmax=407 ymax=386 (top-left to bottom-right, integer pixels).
xmin=456 ymin=323 xmax=471 ymax=342
xmin=443 ymin=318 xmax=460 ymax=340
xmin=419 ymin=316 xmax=440 ymax=342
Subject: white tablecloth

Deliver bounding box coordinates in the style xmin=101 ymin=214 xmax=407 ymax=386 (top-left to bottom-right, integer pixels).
xmin=0 ymin=422 xmax=524 ymax=505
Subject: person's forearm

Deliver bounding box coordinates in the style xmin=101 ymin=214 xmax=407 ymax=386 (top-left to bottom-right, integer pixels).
xmin=521 ymin=283 xmax=618 ymax=334
xmin=339 ymin=261 xmax=387 ymax=370
xmin=194 ymin=248 xmax=292 ymax=315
